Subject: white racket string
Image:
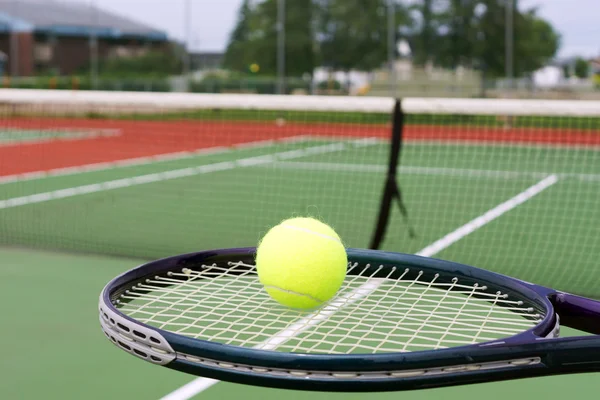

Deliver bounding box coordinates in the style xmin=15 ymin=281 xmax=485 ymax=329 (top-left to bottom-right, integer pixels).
xmin=117 ymin=261 xmax=543 ymax=354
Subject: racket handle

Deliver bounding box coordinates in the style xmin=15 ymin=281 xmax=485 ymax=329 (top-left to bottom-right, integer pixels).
xmin=552 ymin=292 xmax=600 ymax=334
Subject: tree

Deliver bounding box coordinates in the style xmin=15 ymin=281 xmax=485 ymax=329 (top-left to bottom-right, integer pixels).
xmin=244 ymin=0 xmax=279 ymax=75
xmin=317 ymin=0 xmax=410 ymax=72
xmin=444 ymin=0 xmax=479 ymax=68
xmin=407 ymin=0 xmax=560 ymax=77
xmin=468 ymin=1 xmax=559 ymax=77
xmin=574 ymin=57 xmax=589 ymax=78
xmin=317 ymin=0 xmax=386 ymax=71
xmin=475 ymin=0 xmax=511 ymax=76
xmin=412 ymin=0 xmax=438 ymax=65
xmin=408 ymin=0 xmax=471 ymax=67
xmin=223 ymin=0 xmax=253 ymax=72
xmin=511 ymin=8 xmax=560 ymax=77
xmin=224 ymin=0 xmax=315 ymax=77
xmin=285 ymin=0 xmax=315 ymax=76
xmin=224 ymin=0 xmax=559 ymax=79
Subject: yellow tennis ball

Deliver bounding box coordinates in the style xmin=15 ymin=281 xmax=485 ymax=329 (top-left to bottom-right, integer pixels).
xmin=256 ymin=217 xmax=347 ymax=309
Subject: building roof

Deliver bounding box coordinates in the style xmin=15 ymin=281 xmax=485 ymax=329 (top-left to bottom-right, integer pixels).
xmin=0 ymin=0 xmax=167 ymax=40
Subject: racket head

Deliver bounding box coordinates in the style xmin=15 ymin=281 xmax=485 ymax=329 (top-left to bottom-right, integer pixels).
xmin=99 ymin=248 xmax=599 ymax=391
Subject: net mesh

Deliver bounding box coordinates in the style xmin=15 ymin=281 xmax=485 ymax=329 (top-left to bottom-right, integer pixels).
xmin=1 ymin=89 xmax=599 ymax=298
xmin=0 ymin=90 xmax=392 ymax=260
xmin=115 ymin=261 xmax=541 ymax=354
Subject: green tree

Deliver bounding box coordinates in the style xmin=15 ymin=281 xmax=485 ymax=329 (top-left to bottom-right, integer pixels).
xmin=317 ymin=0 xmax=385 ymax=71
xmin=408 ymin=0 xmax=470 ymax=67
xmin=286 ymin=0 xmax=315 ymax=76
xmin=574 ymin=57 xmax=589 ymax=78
xmin=408 ymin=0 xmax=559 ymax=77
xmin=250 ymin=0 xmax=315 ymax=76
xmin=412 ymin=0 xmax=439 ymax=65
xmin=224 ymin=0 xmax=315 ymax=77
xmin=223 ymin=0 xmax=253 ymax=72
xmin=475 ymin=0 xmax=511 ymax=76
xmin=316 ymin=0 xmax=411 ymax=71
xmin=512 ymin=8 xmax=560 ymax=77
xmin=244 ymin=0 xmax=278 ymax=74
xmin=444 ymin=0 xmax=479 ymax=68
xmin=469 ymin=1 xmax=559 ymax=77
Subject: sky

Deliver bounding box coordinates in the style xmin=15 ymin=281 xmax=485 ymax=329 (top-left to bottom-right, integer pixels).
xmin=67 ymin=0 xmax=598 ymax=59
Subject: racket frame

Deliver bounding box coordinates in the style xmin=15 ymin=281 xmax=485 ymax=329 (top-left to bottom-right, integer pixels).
xmin=99 ymin=247 xmax=600 ymax=391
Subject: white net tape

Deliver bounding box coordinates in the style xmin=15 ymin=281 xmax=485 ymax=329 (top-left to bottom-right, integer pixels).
xmin=116 ymin=262 xmax=542 ymax=354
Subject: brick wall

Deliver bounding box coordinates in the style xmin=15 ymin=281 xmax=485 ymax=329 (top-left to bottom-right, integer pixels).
xmin=0 ymin=32 xmax=34 ymax=76
xmin=0 ymin=33 xmax=171 ymax=76
xmin=53 ymin=37 xmax=96 ymax=75
xmin=54 ymin=38 xmax=169 ymax=75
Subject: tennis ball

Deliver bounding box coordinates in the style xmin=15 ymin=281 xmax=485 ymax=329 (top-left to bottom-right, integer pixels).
xmin=256 ymin=217 xmax=347 ymax=309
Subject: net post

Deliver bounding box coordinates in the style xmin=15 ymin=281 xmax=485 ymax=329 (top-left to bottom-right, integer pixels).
xmin=369 ymin=98 xmax=414 ymax=250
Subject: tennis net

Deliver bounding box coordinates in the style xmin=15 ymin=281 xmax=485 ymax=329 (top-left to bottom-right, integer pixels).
xmin=0 ymin=90 xmax=599 ymax=297
xmin=0 ymin=90 xmax=394 ymax=258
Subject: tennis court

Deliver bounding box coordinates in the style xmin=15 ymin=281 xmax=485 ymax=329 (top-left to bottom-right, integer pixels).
xmin=1 ymin=91 xmax=599 ymax=399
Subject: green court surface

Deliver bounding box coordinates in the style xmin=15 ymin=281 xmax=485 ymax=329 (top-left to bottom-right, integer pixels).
xmin=2 ymin=138 xmax=599 ymax=295
xmin=1 ymin=134 xmax=599 ymax=398
xmin=0 ymin=248 xmax=597 ymax=399
xmin=0 ymin=129 xmax=67 ymax=143
xmin=0 ymin=128 xmax=112 ymax=144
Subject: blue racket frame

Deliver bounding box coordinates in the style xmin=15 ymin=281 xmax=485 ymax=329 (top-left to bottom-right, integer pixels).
xmin=99 ymin=248 xmax=600 ymax=392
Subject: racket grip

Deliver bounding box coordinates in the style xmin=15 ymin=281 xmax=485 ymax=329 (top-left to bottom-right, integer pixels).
xmin=552 ymin=292 xmax=600 ymax=334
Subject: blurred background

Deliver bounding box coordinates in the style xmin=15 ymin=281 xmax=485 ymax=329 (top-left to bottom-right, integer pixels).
xmin=0 ymin=1 xmax=599 ymax=399
xmin=0 ymin=0 xmax=598 ymax=99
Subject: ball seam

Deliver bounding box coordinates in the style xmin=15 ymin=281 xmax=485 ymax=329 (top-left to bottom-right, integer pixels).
xmin=264 ymin=285 xmax=326 ymax=304
xmin=280 ymin=224 xmax=341 ymax=243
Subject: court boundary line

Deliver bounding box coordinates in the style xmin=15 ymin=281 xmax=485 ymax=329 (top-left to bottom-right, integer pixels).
xmin=405 ymin=139 xmax=600 ymax=151
xmin=0 ymin=135 xmax=311 ymax=185
xmin=0 ymin=128 xmax=122 ymax=147
xmin=3 ymin=134 xmax=597 ymax=186
xmin=159 ymin=174 xmax=559 ymax=400
xmin=0 ymin=139 xmax=374 ymax=209
xmin=305 ymin=135 xmax=600 ymax=151
xmin=266 ymin=161 xmax=600 ymax=182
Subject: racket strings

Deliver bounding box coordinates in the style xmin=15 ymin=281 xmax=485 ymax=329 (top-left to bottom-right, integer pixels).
xmin=116 ymin=261 xmax=543 ymax=354
xmin=292 ymin=264 xmax=401 ymax=354
xmin=471 ymin=292 xmax=505 ymax=344
xmin=400 ymin=274 xmax=460 ymax=351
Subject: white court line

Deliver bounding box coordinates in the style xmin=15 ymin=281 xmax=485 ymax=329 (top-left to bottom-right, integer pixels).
xmin=303 ymin=135 xmax=600 ymax=151
xmin=266 ymin=161 xmax=600 ymax=182
xmin=0 ymin=128 xmax=122 ymax=146
xmin=406 ymin=139 xmax=600 ymax=151
xmin=0 ymin=135 xmax=311 ymax=185
xmin=232 ymin=135 xmax=311 ymax=149
xmin=0 ymin=140 xmax=372 ymax=210
xmin=417 ymin=175 xmax=558 ymax=256
xmin=0 ymin=146 xmax=230 ymax=185
xmin=159 ymin=174 xmax=559 ymax=400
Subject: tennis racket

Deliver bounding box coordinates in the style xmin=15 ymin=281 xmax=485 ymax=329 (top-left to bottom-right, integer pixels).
xmin=98 ymin=247 xmax=600 ymax=392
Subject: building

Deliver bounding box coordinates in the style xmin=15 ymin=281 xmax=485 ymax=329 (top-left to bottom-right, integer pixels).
xmin=0 ymin=0 xmax=169 ymax=76
xmin=189 ymin=52 xmax=224 ymax=71
xmin=592 ymin=58 xmax=600 ymax=88
xmin=592 ymin=58 xmax=600 ymax=73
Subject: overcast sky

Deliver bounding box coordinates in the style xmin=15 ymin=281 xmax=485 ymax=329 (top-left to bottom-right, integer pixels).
xmin=67 ymin=0 xmax=598 ymax=58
